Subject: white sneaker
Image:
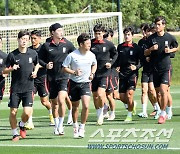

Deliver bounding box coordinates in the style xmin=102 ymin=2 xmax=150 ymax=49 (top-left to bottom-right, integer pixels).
xmin=79 ymin=128 xmax=85 ymax=138
xmin=54 ymin=128 xmax=59 ymax=135
xmin=73 ymin=127 xmax=79 ymax=138
xmin=138 ymin=112 xmax=148 ymax=118
xmin=103 ymin=106 xmax=109 ymax=118
xmin=167 ymin=111 xmax=173 ymax=120
xmin=96 ymin=114 xmax=104 ymax=126
xmin=154 ymin=110 xmax=161 ymax=119
xmin=59 ymin=127 xmax=64 ymax=135
xmin=67 ymin=115 xmax=73 ymax=125
xmin=103 ymin=112 xmax=109 ymax=118
xmin=107 ymin=113 xmax=115 ymax=120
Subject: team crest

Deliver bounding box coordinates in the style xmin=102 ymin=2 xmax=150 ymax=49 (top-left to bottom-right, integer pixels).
xmin=130 ymin=50 xmax=133 ymax=55
xmin=0 ymin=58 xmax=3 ymax=64
xmin=63 ymin=47 xmax=66 ymax=53
xmin=103 ymin=47 xmax=106 ymax=52
xmin=29 ymin=57 xmax=32 ymax=63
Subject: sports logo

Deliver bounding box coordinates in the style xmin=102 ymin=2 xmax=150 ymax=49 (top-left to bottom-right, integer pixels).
xmin=103 ymin=47 xmax=106 ymax=52
xmin=63 ymin=47 xmax=66 ymax=53
xmin=130 ymin=50 xmax=133 ymax=55
xmin=0 ymin=58 xmax=3 ymax=64
xmin=29 ymin=57 xmax=32 ymax=63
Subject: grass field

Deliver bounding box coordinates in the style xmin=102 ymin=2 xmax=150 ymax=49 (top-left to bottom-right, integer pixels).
xmin=0 ymin=86 xmax=180 ymax=154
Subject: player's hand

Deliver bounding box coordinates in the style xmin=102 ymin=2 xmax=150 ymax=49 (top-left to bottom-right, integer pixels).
xmin=146 ymin=57 xmax=150 ymax=62
xmin=165 ymin=47 xmax=170 ymax=53
xmin=31 ymin=71 xmax=37 ymax=78
xmin=130 ymin=64 xmax=136 ymax=71
xmin=46 ymin=62 xmax=53 ymax=69
xmin=116 ymin=67 xmax=120 ymax=72
xmin=74 ymin=69 xmax=82 ymax=76
xmin=13 ymin=64 xmax=20 ymax=70
xmin=2 ymin=73 xmax=8 ymax=78
xmin=105 ymin=62 xmax=111 ymax=69
xmin=89 ymin=73 xmax=94 ymax=80
xmin=151 ymin=44 xmax=158 ymax=51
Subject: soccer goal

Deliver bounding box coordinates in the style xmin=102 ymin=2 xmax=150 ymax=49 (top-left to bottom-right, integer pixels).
xmin=0 ymin=12 xmax=123 ymax=95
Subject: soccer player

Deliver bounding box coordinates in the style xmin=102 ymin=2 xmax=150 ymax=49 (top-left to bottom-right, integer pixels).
xmin=62 ymin=33 xmax=97 ymax=138
xmin=25 ymin=30 xmax=54 ymax=130
xmin=0 ymin=36 xmax=7 ymax=102
xmin=91 ymin=24 xmax=117 ymax=125
xmin=144 ymin=16 xmax=178 ymax=124
xmin=38 ymin=23 xmax=75 ymax=135
xmin=116 ymin=26 xmax=142 ymax=122
xmin=3 ymin=30 xmax=39 ymax=141
xmin=103 ymin=28 xmax=118 ymax=120
xmin=138 ymin=24 xmax=160 ymax=118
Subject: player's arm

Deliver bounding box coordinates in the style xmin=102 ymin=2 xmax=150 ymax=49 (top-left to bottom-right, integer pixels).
xmin=106 ymin=43 xmax=117 ymax=68
xmin=89 ymin=58 xmax=97 ymax=80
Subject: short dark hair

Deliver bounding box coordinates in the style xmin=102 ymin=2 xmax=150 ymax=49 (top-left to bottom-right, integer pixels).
xmin=103 ymin=28 xmax=114 ymax=39
xmin=77 ymin=33 xmax=90 ymax=46
xmin=93 ymin=24 xmax=105 ymax=32
xmin=154 ymin=16 xmax=166 ymax=24
xmin=18 ymin=30 xmax=30 ymax=39
xmin=31 ymin=30 xmax=41 ymax=37
xmin=140 ymin=23 xmax=148 ymax=29
xmin=123 ymin=26 xmax=134 ymax=35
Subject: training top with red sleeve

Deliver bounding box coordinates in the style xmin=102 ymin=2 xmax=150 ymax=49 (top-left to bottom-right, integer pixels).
xmin=146 ymin=32 xmax=178 ymax=72
xmin=91 ymin=38 xmax=117 ymax=77
xmin=116 ymin=42 xmax=143 ymax=78
xmin=5 ymin=48 xmax=38 ymax=93
xmin=38 ymin=38 xmax=75 ymax=81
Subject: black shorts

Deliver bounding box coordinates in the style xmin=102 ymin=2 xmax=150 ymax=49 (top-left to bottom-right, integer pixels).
xmin=153 ymin=69 xmax=171 ymax=88
xmin=141 ymin=72 xmax=153 ymax=83
xmin=0 ymin=78 xmax=5 ymax=100
xmin=92 ymin=76 xmax=109 ymax=92
xmin=49 ymin=79 xmax=68 ymax=99
xmin=119 ymin=73 xmax=138 ymax=93
xmin=68 ymin=80 xmax=91 ymax=102
xmin=8 ymin=91 xmax=34 ymax=108
xmin=34 ymin=76 xmax=49 ymax=97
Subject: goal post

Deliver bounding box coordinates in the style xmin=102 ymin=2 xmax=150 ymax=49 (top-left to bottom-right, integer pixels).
xmin=0 ymin=12 xmax=123 ymax=95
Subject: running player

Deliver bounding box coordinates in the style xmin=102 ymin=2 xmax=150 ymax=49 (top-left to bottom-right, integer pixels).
xmin=62 ymin=33 xmax=97 ymax=138
xmin=116 ymin=26 xmax=142 ymax=122
xmin=144 ymin=16 xmax=178 ymax=124
xmin=39 ymin=23 xmax=75 ymax=135
xmin=25 ymin=30 xmax=54 ymax=130
xmin=3 ymin=30 xmax=39 ymax=141
xmin=91 ymin=24 xmax=117 ymax=125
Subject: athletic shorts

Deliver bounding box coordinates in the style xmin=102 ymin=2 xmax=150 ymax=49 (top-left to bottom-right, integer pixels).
xmin=91 ymin=76 xmax=109 ymax=92
xmin=106 ymin=74 xmax=119 ymax=93
xmin=68 ymin=80 xmax=91 ymax=102
xmin=119 ymin=73 xmax=138 ymax=93
xmin=0 ymin=78 xmax=5 ymax=100
xmin=141 ymin=71 xmax=153 ymax=83
xmin=34 ymin=76 xmax=49 ymax=97
xmin=49 ymin=79 xmax=68 ymax=99
xmin=153 ymin=69 xmax=171 ymax=88
xmin=8 ymin=91 xmax=34 ymax=108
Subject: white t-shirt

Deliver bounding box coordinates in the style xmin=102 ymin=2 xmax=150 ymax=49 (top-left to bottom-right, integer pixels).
xmin=62 ymin=49 xmax=97 ymax=83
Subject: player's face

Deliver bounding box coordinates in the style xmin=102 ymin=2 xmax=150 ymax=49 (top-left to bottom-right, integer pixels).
xmin=124 ymin=31 xmax=133 ymax=43
xmin=155 ymin=20 xmax=165 ymax=33
xmin=0 ymin=39 xmax=2 ymax=50
xmin=145 ymin=30 xmax=152 ymax=38
xmin=18 ymin=35 xmax=30 ymax=48
xmin=31 ymin=34 xmax=41 ymax=47
xmin=81 ymin=39 xmax=91 ymax=51
xmin=53 ymin=28 xmax=64 ymax=39
xmin=94 ymin=31 xmax=104 ymax=41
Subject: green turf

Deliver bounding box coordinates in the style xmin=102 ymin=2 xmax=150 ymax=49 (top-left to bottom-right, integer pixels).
xmin=0 ymin=86 xmax=180 ymax=153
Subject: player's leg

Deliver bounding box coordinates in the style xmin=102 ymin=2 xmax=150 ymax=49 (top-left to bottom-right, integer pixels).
xmin=65 ymin=95 xmax=73 ymax=125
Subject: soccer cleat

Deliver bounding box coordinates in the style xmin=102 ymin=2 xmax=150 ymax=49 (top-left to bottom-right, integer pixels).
xmin=154 ymin=110 xmax=161 ymax=119
xmin=67 ymin=115 xmax=73 ymax=125
xmin=103 ymin=106 xmax=109 ymax=118
xmin=54 ymin=128 xmax=59 ymax=135
xmin=96 ymin=115 xmax=104 ymax=126
xmin=167 ymin=111 xmax=173 ymax=120
xmin=124 ymin=116 xmax=132 ymax=122
xmin=19 ymin=122 xmax=26 ymax=139
xmin=25 ymin=122 xmax=34 ymax=130
xmin=49 ymin=114 xmax=55 ymax=126
xmin=158 ymin=115 xmax=167 ymax=124
xmin=107 ymin=113 xmax=115 ymax=120
xmin=103 ymin=112 xmax=110 ymax=119
xmin=138 ymin=112 xmax=148 ymax=118
xmin=73 ymin=127 xmax=79 ymax=138
xmin=59 ymin=127 xmax=64 ymax=135
xmin=150 ymin=110 xmax=157 ymax=116
xmin=78 ymin=128 xmax=85 ymax=138
xmin=12 ymin=134 xmax=19 ymax=142
xmin=132 ymin=101 xmax=137 ymax=116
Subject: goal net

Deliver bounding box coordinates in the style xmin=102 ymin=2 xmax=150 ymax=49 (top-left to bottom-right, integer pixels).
xmin=0 ymin=12 xmax=123 ymax=95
